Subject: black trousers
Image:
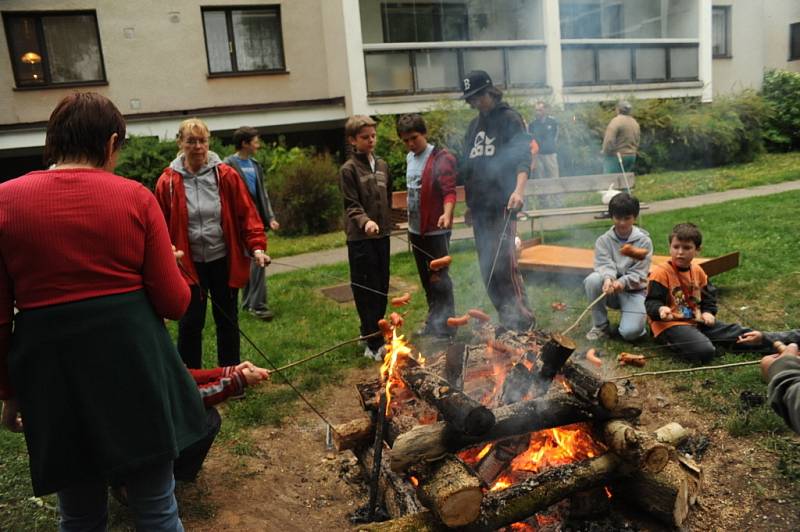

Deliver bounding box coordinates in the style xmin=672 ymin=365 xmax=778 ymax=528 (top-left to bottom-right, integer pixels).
xmin=178 ymin=257 xmax=240 ymax=368
xmin=658 ymin=321 xmax=770 ymax=364
xmin=173 ymin=407 xmax=222 ymax=482
xmin=472 ymin=208 xmax=534 ymax=331
xmin=408 ymin=232 xmax=456 ymax=335
xmin=347 ymin=237 xmax=390 ymax=351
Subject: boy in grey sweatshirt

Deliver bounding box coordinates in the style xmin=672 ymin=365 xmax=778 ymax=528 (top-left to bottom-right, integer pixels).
xmin=584 ymin=193 xmax=652 ymax=341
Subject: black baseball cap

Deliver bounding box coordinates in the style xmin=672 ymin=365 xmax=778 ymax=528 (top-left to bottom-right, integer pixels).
xmin=461 ymin=70 xmax=493 ymax=99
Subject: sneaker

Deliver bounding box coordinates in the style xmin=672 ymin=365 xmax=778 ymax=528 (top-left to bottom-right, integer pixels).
xmin=586 ymin=326 xmax=610 ymax=341
xmin=249 ymin=308 xmax=274 ymax=321
xmin=364 ymin=345 xmax=386 ymax=361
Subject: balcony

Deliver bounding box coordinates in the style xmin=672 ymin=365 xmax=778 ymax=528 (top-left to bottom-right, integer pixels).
xmin=561 ymin=41 xmax=700 ymax=86
xmin=363 ymin=42 xmax=547 ymax=97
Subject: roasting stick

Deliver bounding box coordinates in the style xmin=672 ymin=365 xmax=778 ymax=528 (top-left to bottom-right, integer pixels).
xmin=273 ymin=332 xmax=383 ymax=373
xmin=486 ymin=208 xmax=518 ymax=291
xmin=561 ymin=292 xmax=607 ymax=336
xmin=611 ymin=359 xmax=761 ymax=380
xmin=269 ymin=260 xmax=393 ymax=298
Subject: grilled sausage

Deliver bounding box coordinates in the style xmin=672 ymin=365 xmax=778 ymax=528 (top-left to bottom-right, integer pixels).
xmin=429 ymin=255 xmax=452 ymax=272
xmin=391 ymin=292 xmax=411 ymax=307
xmin=620 ymin=244 xmax=649 ymax=261
xmin=447 ymin=315 xmax=470 ymax=327
xmin=467 ymin=308 xmax=491 ymax=322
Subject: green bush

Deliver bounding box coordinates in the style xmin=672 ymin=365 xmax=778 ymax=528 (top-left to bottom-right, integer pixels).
xmin=268 ymin=152 xmax=342 ymax=236
xmin=762 ymin=69 xmax=800 ymax=151
xmin=115 ymin=136 xmax=178 ymax=189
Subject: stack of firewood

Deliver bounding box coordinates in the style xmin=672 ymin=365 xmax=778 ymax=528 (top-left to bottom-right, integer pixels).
xmin=333 ymin=325 xmax=703 ymax=530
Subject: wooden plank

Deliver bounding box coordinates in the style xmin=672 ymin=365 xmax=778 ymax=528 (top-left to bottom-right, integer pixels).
xmin=524 ymin=174 xmax=636 ymax=196
xmin=521 ymin=203 xmax=649 ymax=219
xmin=517 ymin=244 xmax=739 ymax=277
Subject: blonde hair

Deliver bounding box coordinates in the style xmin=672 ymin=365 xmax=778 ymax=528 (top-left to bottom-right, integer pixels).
xmin=345 ymin=115 xmax=377 ymax=140
xmin=177 ymin=117 xmax=210 ymax=141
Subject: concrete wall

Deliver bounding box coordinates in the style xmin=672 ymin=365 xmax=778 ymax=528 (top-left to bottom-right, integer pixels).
xmin=711 ymin=0 xmax=764 ymax=95
xmin=763 ymin=0 xmax=800 ymax=72
xmin=0 ymin=0 xmax=341 ymax=126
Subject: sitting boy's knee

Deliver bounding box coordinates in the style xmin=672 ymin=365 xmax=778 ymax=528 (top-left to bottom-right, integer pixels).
xmin=619 ymin=325 xmax=646 ymax=342
xmin=684 ymin=344 xmax=715 ymax=364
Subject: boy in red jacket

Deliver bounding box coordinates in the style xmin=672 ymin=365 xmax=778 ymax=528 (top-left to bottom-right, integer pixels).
xmin=396 ymin=114 xmax=458 ymax=338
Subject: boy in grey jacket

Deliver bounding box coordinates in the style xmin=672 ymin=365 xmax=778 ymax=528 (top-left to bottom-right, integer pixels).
xmin=584 ymin=193 xmax=651 ymax=341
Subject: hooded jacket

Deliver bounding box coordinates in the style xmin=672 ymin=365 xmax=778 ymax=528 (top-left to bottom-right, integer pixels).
xmin=461 ymin=101 xmax=531 ymax=210
xmin=339 ymin=152 xmax=392 ymax=242
xmin=767 ymin=355 xmax=800 ymax=434
xmin=593 ymin=225 xmax=652 ymax=291
xmin=155 ymin=153 xmax=266 ymax=288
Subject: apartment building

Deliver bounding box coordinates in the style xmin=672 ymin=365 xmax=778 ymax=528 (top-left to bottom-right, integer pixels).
xmin=0 ymin=0 xmax=798 ymax=179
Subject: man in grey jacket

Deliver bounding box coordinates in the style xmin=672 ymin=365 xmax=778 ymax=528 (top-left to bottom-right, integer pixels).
xmin=225 ymin=127 xmax=280 ymax=321
xmin=584 ymin=193 xmax=651 ymax=341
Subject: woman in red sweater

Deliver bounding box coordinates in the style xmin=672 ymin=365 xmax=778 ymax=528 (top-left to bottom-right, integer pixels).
xmin=0 ymin=93 xmax=206 ymax=531
xmin=155 ymin=118 xmax=268 ymax=369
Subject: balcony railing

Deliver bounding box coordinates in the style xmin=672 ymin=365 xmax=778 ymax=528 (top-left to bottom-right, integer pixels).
xmin=561 ymin=42 xmax=700 ymax=86
xmin=363 ymin=42 xmax=547 ymax=97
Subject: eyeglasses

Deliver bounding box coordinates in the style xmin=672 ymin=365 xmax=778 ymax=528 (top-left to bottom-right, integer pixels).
xmin=184 ymin=137 xmax=209 ymax=146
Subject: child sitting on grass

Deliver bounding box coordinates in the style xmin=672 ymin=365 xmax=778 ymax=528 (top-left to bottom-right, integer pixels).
xmin=645 ymin=222 xmax=763 ymax=363
xmin=584 ymin=192 xmax=651 ymax=342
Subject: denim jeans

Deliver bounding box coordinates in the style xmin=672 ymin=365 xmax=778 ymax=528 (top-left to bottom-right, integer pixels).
xmin=584 ymin=272 xmax=646 ymax=341
xmin=58 ymin=460 xmax=183 ymax=532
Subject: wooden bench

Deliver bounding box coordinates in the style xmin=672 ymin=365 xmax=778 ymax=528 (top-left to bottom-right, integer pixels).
xmin=517 ymin=240 xmax=740 ymax=278
xmin=391 ymin=186 xmax=466 ymax=232
xmin=522 ymin=173 xmax=645 ymax=241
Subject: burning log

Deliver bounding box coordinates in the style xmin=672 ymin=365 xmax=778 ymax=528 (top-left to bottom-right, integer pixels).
xmin=355 ymin=443 xmax=425 ymax=519
xmin=358 ymin=454 xmax=624 ymax=532
xmin=537 ymin=333 xmax=577 ymax=384
xmin=414 ymin=456 xmax=482 ymax=527
xmin=560 ymin=361 xmax=619 ymax=410
xmin=332 ymin=416 xmax=374 ymax=452
xmin=356 ymin=381 xmax=382 ymax=412
xmin=399 ymin=364 xmax=495 ymax=436
xmin=390 ymin=393 xmax=639 ymax=472
xmin=443 ymin=342 xmax=466 ymax=391
xmin=602 ymin=420 xmax=671 ymax=473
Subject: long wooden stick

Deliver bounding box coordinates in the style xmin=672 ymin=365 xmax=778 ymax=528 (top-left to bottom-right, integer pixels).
xmin=561 ymin=292 xmax=606 ymax=336
xmin=274 ymin=332 xmax=383 ymax=372
xmin=611 ymin=359 xmax=760 ymax=380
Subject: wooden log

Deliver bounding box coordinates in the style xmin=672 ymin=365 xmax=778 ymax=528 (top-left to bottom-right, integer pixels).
xmin=654 ymin=422 xmax=690 ymax=446
xmin=538 ymin=333 xmax=577 ymax=382
xmin=612 ymin=460 xmax=691 ymax=527
xmin=359 ymin=454 xmax=624 ymax=532
xmin=560 ymin=360 xmax=619 ymax=410
xmin=415 ymin=456 xmax=482 ymax=527
xmin=332 ymin=416 xmax=374 ymax=452
xmin=444 ymin=342 xmax=466 ymax=390
xmin=356 ymin=380 xmax=381 ymax=412
xmin=390 ymin=393 xmax=639 ymax=472
xmin=356 ymin=443 xmax=425 ymax=519
xmin=399 ymin=364 xmax=495 ymax=436
xmin=602 ymin=420 xmax=671 ymax=473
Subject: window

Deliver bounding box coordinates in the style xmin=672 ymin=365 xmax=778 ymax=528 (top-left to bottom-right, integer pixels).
xmin=3 ymin=11 xmax=106 ymax=88
xmin=202 ymin=6 xmax=285 ymax=75
xmin=381 ymin=2 xmax=468 ymax=42
xmin=791 ymin=22 xmax=800 ymax=61
xmin=712 ymin=6 xmax=731 ymax=58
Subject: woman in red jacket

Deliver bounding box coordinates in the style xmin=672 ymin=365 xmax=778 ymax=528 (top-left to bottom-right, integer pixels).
xmin=0 ymin=93 xmax=206 ymax=531
xmin=155 ymin=118 xmax=268 ymax=369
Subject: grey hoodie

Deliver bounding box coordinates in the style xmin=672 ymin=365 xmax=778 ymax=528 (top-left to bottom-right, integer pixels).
xmin=170 ymin=151 xmax=227 ymax=263
xmin=593 ymin=225 xmax=652 ymax=291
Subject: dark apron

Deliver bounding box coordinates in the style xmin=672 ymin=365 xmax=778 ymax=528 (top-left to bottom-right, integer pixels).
xmin=9 ymin=290 xmax=207 ymax=495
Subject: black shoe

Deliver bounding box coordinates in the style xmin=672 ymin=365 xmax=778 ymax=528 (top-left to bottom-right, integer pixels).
xmin=248 ymin=308 xmax=274 ymax=321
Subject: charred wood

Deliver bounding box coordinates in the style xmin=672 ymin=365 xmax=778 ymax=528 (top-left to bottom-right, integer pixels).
xmin=399 ymin=364 xmax=495 ymax=436
xmin=390 ymin=393 xmax=640 ymax=472
xmin=560 ymin=361 xmax=619 ymax=410
xmin=355 ymin=444 xmax=425 ymax=520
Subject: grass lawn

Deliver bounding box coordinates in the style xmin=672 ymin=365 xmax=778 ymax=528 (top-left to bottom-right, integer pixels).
xmin=270 ymin=151 xmax=800 ymax=258
xmin=2 ymin=190 xmax=800 ymax=528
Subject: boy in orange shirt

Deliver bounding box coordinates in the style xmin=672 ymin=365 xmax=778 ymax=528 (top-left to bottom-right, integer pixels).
xmin=645 ymin=223 xmax=763 ymax=363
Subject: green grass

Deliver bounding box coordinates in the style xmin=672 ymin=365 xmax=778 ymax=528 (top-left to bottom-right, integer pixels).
xmin=266 ymin=230 xmax=344 ymax=258
xmin=4 ymin=190 xmax=800 ymax=529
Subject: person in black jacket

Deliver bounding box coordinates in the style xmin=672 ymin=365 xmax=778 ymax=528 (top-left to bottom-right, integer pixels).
xmin=529 ymin=101 xmax=559 ymax=178
xmin=225 ymin=127 xmax=280 ymax=321
xmin=460 ymin=70 xmax=535 ymax=331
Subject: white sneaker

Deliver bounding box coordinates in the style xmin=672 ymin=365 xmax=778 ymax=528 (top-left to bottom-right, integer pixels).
xmin=586 ymin=326 xmax=610 ymax=341
xmin=364 ymin=345 xmax=386 ymax=361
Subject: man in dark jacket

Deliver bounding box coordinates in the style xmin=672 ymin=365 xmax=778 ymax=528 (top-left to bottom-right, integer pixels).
xmin=460 ymin=70 xmax=535 ymax=331
xmin=225 ymin=127 xmax=280 ymax=321
xmin=529 ymin=101 xmax=559 ymax=178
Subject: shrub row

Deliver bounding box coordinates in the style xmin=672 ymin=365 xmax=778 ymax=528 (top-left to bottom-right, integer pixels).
xmin=116 ymin=138 xmax=342 ymax=236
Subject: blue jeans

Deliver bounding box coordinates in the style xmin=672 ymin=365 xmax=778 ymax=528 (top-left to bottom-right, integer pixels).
xmin=58 ymin=460 xmax=183 ymax=532
xmin=584 ymin=272 xmax=646 ymax=341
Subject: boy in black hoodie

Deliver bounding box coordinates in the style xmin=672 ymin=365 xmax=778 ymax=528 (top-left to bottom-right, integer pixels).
xmin=460 ymin=70 xmax=535 ymax=331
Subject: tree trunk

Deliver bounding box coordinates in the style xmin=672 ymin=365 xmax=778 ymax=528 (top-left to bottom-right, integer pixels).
xmin=399 ymin=364 xmax=495 ymax=436
xmin=390 ymin=393 xmax=639 ymax=472
xmin=560 ymin=361 xmax=619 ymax=410
xmin=602 ymin=420 xmax=671 ymax=473
xmin=415 ymin=456 xmax=483 ymax=527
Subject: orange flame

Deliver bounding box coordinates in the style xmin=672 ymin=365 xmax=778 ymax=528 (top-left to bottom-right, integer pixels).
xmin=604 ymin=486 xmax=613 ymax=499
xmin=379 ymin=328 xmax=424 ymax=416
xmin=508 ymin=523 xmax=534 ymax=531
xmin=409 ymin=476 xmax=419 ymax=487
xmin=509 ymin=423 xmax=604 ymax=476
xmin=490 ymin=476 xmax=512 ymax=492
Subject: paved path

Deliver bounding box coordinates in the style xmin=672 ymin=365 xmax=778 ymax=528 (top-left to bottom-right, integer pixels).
xmin=268 ymin=180 xmax=800 ymax=275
